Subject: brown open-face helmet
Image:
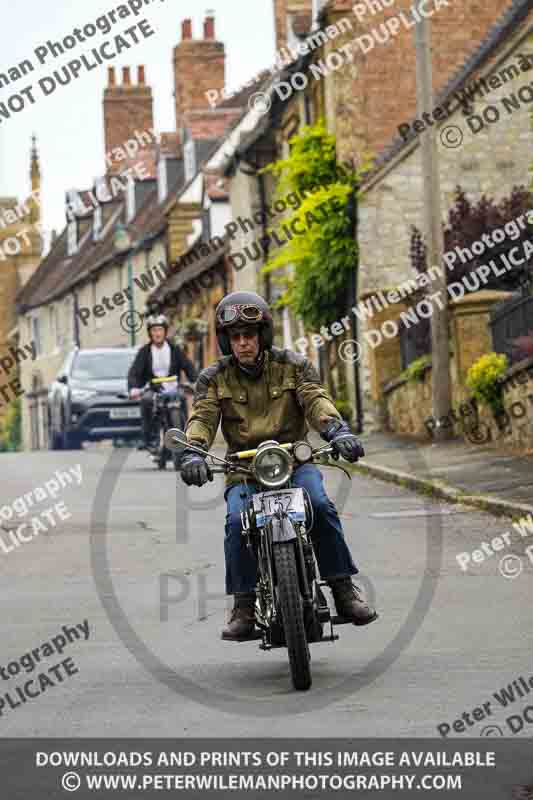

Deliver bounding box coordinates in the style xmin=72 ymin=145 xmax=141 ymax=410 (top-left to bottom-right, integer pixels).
xmin=215 ymin=292 xmax=273 ymax=356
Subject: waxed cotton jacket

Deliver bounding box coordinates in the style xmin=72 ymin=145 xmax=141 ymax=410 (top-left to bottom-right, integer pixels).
xmin=185 ymin=346 xmax=343 ymax=487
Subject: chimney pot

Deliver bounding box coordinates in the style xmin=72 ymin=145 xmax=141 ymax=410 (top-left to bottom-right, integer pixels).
xmin=122 ymin=66 xmax=131 ymax=85
xmin=204 ymin=13 xmax=215 ymax=39
xmin=108 ymin=67 xmax=116 ymax=86
xmin=182 ymin=18 xmax=192 ymax=39
xmin=138 ymin=65 xmax=145 ymax=85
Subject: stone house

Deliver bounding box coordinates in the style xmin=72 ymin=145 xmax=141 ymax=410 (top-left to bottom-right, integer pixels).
xmin=0 ymin=139 xmax=42 ymax=433
xmin=354 ymin=0 xmax=533 ymax=438
xmin=202 ymin=0 xmax=510 ymax=428
xmin=15 ymin=13 xmax=246 ymax=451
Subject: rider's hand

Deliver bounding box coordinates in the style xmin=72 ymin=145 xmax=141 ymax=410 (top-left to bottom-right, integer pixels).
xmin=130 ymin=388 xmax=142 ymax=400
xmin=180 ymin=444 xmax=213 ymax=487
xmin=322 ymin=420 xmax=365 ymax=463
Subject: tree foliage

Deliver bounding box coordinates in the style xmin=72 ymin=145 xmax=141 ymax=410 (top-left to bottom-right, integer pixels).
xmin=0 ymin=399 xmax=21 ymax=452
xmin=261 ymin=120 xmax=368 ymax=330
xmin=410 ymin=186 xmax=533 ymax=291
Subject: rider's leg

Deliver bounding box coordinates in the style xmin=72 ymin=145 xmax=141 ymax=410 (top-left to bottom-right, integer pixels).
xmin=140 ymin=390 xmax=156 ymax=448
xmin=291 ymin=464 xmax=377 ymax=625
xmin=221 ymin=483 xmax=258 ymax=640
xmin=291 ymin=463 xmax=357 ymax=579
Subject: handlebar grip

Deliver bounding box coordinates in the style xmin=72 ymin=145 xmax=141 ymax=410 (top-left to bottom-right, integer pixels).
xmin=151 ymin=375 xmax=178 ymax=385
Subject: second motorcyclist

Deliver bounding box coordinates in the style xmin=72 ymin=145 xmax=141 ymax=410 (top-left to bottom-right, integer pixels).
xmin=128 ymin=314 xmax=196 ymax=451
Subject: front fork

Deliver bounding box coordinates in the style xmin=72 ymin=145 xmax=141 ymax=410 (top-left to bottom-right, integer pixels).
xmin=240 ymin=501 xmax=328 ymax=647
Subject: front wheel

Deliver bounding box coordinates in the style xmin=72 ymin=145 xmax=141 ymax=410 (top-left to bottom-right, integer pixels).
xmin=273 ymin=541 xmax=311 ymax=691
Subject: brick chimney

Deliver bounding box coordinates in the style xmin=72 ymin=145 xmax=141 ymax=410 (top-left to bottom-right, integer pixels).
xmin=173 ymin=13 xmax=226 ymax=138
xmin=103 ymin=65 xmax=154 ymax=174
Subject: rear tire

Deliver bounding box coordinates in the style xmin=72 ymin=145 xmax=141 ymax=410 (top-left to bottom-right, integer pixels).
xmin=273 ymin=541 xmax=311 ymax=691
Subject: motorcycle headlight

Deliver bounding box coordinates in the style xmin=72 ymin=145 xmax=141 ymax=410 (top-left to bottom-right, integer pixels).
xmin=253 ymin=445 xmax=292 ymax=489
xmin=71 ymin=388 xmax=97 ymax=402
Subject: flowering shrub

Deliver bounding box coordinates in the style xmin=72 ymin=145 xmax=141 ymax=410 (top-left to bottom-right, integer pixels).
xmin=466 ymin=353 xmax=508 ymax=415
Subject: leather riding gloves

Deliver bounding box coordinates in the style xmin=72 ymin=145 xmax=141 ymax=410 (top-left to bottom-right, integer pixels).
xmin=322 ymin=420 xmax=365 ymax=463
xmin=180 ymin=442 xmax=213 ymax=487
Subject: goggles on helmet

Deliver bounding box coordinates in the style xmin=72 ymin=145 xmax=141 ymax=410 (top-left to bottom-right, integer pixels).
xmin=217 ymin=303 xmax=264 ymax=327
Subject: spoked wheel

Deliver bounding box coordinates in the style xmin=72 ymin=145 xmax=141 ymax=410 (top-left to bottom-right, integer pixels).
xmin=273 ymin=541 xmax=311 ymax=691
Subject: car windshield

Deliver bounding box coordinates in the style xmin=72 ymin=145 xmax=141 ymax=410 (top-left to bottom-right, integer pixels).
xmin=71 ymin=351 xmax=136 ymax=381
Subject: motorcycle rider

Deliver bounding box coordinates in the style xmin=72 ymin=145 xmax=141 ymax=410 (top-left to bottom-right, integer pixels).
xmin=179 ymin=292 xmax=378 ymax=641
xmin=128 ymin=314 xmax=196 ymax=451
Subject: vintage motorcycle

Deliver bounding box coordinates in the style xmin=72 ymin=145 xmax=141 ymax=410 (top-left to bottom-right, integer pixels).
xmin=165 ymin=428 xmax=356 ymax=691
xmin=146 ymin=377 xmax=192 ymax=471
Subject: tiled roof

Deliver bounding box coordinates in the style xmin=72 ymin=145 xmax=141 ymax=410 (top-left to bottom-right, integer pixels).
xmin=366 ymin=0 xmax=532 ymax=179
xmin=17 ymin=135 xmax=225 ymax=311
xmin=215 ymin=70 xmax=273 ymax=111
xmin=149 ymin=236 xmax=229 ymax=304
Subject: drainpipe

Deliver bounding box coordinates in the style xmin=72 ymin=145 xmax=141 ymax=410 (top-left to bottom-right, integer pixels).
xmin=348 ymin=187 xmax=364 ymax=434
xmin=73 ymin=291 xmax=80 ymax=347
xmin=257 ymin=172 xmax=271 ymax=305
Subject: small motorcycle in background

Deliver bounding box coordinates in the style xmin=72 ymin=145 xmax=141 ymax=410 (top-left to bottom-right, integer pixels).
xmin=146 ymin=376 xmax=193 ymax=471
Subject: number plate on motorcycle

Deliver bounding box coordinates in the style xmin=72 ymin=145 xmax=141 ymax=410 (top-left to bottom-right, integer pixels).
xmin=252 ymin=488 xmax=306 ymax=527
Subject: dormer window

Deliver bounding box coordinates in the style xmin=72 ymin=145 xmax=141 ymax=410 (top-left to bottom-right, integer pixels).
xmin=93 ymin=205 xmax=102 ymax=241
xmin=67 ymin=220 xmax=78 ymax=256
xmin=95 ymin=176 xmax=112 ymax=204
xmin=126 ymin=177 xmax=136 ymax=222
xmin=184 ymin=139 xmax=196 ymax=183
xmin=157 ymin=157 xmax=167 ymax=204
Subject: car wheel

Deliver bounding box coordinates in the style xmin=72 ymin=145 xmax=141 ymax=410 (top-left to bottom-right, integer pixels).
xmin=61 ymin=428 xmax=82 ymax=450
xmin=48 ymin=423 xmax=63 ymax=451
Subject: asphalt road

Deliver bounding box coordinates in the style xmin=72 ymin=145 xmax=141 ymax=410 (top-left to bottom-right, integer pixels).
xmin=1 ymin=444 xmax=531 ymax=737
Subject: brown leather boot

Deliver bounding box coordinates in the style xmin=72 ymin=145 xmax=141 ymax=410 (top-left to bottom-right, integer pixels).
xmin=221 ymin=594 xmax=256 ymax=641
xmin=328 ymin=578 xmax=378 ymax=626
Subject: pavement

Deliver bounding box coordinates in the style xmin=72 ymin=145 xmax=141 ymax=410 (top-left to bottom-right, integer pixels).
xmin=1 ymin=445 xmax=532 ymax=738
xmin=355 ymin=431 xmax=533 ymax=520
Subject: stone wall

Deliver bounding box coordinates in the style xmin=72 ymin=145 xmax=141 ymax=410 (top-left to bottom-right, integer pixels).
xmin=356 ymin=24 xmax=533 ymax=422
xmin=322 ymin=0 xmax=513 ymax=164
xmin=381 ymin=290 xmax=533 ymax=453
xmin=385 ymin=354 xmax=533 ymax=453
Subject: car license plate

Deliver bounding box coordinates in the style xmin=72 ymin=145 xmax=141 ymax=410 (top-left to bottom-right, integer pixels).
xmin=252 ymin=488 xmax=306 ymax=527
xmin=109 ymin=408 xmax=141 ymax=419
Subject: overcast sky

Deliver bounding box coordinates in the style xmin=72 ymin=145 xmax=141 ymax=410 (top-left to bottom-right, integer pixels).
xmin=0 ymin=0 xmax=276 ymax=235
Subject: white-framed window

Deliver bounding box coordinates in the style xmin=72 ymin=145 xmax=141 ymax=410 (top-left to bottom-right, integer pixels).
xmin=48 ymin=305 xmax=58 ymax=350
xmin=30 ymin=314 xmax=42 ymax=357
xmin=95 ymin=176 xmax=112 ymax=204
xmin=282 ymin=305 xmax=293 ymax=350
xmin=157 ymin=157 xmax=167 ymax=204
xmin=126 ymin=177 xmax=136 ymax=222
xmin=184 ymin=139 xmax=196 ymax=183
xmin=91 ymin=282 xmax=103 ymax=330
xmin=60 ymin=296 xmax=73 ymax=347
xmin=93 ymin=204 xmax=102 ymax=241
xmin=67 ymin=221 xmax=78 ymax=256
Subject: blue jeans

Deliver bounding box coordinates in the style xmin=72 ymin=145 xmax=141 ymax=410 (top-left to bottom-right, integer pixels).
xmin=224 ymin=464 xmax=358 ymax=594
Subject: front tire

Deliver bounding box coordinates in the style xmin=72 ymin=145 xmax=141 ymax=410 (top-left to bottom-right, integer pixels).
xmin=273 ymin=541 xmax=312 ymax=691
